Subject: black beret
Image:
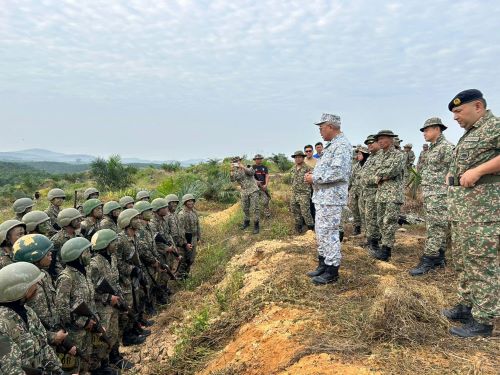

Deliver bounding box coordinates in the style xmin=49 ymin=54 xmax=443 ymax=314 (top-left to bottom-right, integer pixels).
xmin=448 ymin=89 xmax=483 ymax=111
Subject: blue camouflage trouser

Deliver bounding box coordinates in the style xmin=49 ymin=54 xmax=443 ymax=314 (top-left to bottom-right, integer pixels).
xmin=315 ymin=204 xmax=343 ymax=266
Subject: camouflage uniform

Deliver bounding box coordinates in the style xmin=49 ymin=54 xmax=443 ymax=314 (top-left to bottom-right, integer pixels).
xmin=45 ymin=204 xmax=60 ymax=232
xmin=100 ymin=216 xmax=119 ymax=233
xmin=0 ymin=305 xmax=62 ymax=375
xmin=421 ymin=134 xmax=454 ymax=257
xmin=448 ymin=110 xmax=500 ymax=325
xmin=290 ymin=164 xmax=314 ymax=227
xmin=231 ymin=166 xmax=260 ymax=222
xmin=417 ymin=149 xmax=428 ymax=172
xmin=177 ymin=207 xmax=201 ymax=275
xmin=359 ymin=149 xmax=383 ymax=241
xmin=0 ymin=246 xmax=13 ymax=270
xmin=80 ymin=217 xmax=101 ymax=241
xmin=349 ymin=161 xmax=364 ymax=229
xmin=150 ymin=214 xmax=176 ymax=270
xmin=50 ymin=230 xmax=77 ymax=279
xmin=136 ymin=223 xmax=161 ymax=299
xmin=375 ymin=146 xmax=405 ymax=248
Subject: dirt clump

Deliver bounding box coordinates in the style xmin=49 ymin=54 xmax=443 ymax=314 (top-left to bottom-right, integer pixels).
xmin=278 ymin=353 xmax=380 ymax=375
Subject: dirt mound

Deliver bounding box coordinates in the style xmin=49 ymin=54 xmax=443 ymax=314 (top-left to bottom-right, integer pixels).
xmin=278 ymin=353 xmax=380 ymax=375
xmin=201 ymin=202 xmax=240 ymax=228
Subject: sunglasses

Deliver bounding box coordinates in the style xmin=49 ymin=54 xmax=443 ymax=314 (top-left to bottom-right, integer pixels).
xmin=305 ymin=150 xmax=313 ymax=153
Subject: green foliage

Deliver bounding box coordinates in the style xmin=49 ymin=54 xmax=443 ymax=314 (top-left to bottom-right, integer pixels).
xmin=90 ymin=155 xmax=137 ymax=191
xmin=161 ymin=161 xmax=182 ymax=172
xmin=19 ymin=161 xmax=90 ymax=174
xmin=407 ymin=167 xmax=422 ymax=199
xmin=215 ymin=270 xmax=244 ymax=311
xmin=269 ymin=153 xmax=293 ymax=172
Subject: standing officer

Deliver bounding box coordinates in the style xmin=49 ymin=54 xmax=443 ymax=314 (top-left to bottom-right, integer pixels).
xmin=290 ymin=151 xmax=314 ymax=233
xmin=442 ymin=89 xmax=499 ymax=338
xmin=253 ymin=154 xmax=271 ymax=219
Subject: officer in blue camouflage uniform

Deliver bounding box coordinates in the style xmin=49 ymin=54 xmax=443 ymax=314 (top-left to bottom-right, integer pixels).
xmin=442 ymin=89 xmax=499 ymax=338
xmin=305 ymin=113 xmax=352 ymax=285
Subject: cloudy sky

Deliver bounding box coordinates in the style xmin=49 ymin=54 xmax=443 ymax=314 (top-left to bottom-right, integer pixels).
xmin=1 ymin=0 xmax=499 ymax=161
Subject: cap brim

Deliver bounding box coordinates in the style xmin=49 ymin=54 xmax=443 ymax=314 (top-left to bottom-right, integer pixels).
xmin=314 ymin=121 xmax=327 ymax=126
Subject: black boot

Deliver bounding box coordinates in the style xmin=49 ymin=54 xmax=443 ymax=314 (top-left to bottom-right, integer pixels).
xmin=339 ymin=230 xmax=344 ymax=242
xmin=442 ymin=304 xmax=472 ymax=323
xmin=374 ymin=245 xmax=391 ymax=261
xmin=312 ymin=265 xmax=339 ymax=285
xmin=155 ymin=289 xmax=169 ymax=305
xmin=449 ymin=317 xmax=493 ymax=338
xmin=409 ymin=255 xmax=442 ymax=276
xmin=253 ymin=221 xmax=260 ymax=234
xmin=353 ymin=226 xmax=361 ymax=235
xmin=307 ymin=225 xmax=315 ymax=231
xmin=93 ymin=359 xmax=119 ymax=375
xmin=295 ymin=223 xmax=303 ymax=234
xmin=109 ymin=345 xmax=134 ymax=370
xmin=241 ymin=220 xmax=250 ymax=230
xmin=438 ymin=248 xmax=446 ymax=266
xmin=139 ymin=316 xmax=154 ymax=327
xmin=122 ymin=331 xmax=146 ymax=346
xmin=306 ymin=256 xmax=326 ymax=277
xmin=134 ymin=323 xmax=151 ymax=336
xmin=368 ymin=237 xmax=380 ymax=256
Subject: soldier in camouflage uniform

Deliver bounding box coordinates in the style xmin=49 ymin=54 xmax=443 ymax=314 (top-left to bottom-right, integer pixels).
xmin=305 ymin=114 xmax=352 ymax=285
xmin=49 ymin=208 xmax=83 ymax=281
xmin=349 ymin=147 xmax=370 ymax=236
xmin=0 ymin=262 xmax=63 ymax=375
xmin=0 ymin=220 xmax=26 ymax=270
xmin=22 ymin=211 xmax=52 ymax=236
xmin=83 ymin=187 xmax=99 ymax=201
xmin=416 ymin=144 xmax=429 ymax=172
xmin=12 ymin=197 xmax=34 ymax=221
xmin=119 ymin=196 xmax=135 ymax=209
xmin=45 ymin=188 xmax=66 ymax=234
xmin=136 ymin=190 xmax=151 ymax=202
xmin=90 ymin=229 xmax=134 ymax=370
xmin=371 ymin=130 xmax=405 ymax=261
xmin=165 ymin=194 xmax=187 ymax=277
xmin=290 ymin=150 xmax=314 ymax=233
xmin=80 ymin=198 xmax=103 ymax=240
xmin=230 ymin=156 xmax=261 ymax=234
xmin=101 ymin=201 xmax=122 ymax=233
xmin=177 ymin=194 xmax=201 ymax=278
xmin=409 ymin=118 xmax=453 ymax=276
xmin=403 ymin=143 xmax=416 ymax=184
xmin=442 ymin=89 xmax=499 ymax=338
xmin=253 ymin=154 xmax=272 ymax=219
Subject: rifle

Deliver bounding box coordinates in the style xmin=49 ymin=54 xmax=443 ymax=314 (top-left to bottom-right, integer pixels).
xmin=70 ymin=301 xmax=112 ymax=348
xmin=185 ymin=232 xmax=193 ymax=245
xmin=73 ymin=190 xmax=78 ymax=209
xmin=158 ymin=262 xmax=178 ymax=280
xmin=95 ymin=277 xmax=139 ymax=320
xmin=154 ymin=233 xmax=182 ymax=259
xmin=60 ymin=336 xmax=89 ymax=363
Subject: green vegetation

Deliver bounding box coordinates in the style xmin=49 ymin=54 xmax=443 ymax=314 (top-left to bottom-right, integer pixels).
xmin=161 ymin=161 xmax=182 ymax=172
xmin=269 ymin=153 xmax=294 ymax=172
xmin=90 ymin=155 xmax=138 ymax=191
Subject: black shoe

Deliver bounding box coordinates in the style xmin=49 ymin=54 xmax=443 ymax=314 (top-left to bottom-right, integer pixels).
xmin=312 ymin=265 xmax=339 ymax=285
xmin=139 ymin=317 xmax=154 ymax=326
xmin=122 ymin=333 xmax=146 ymax=346
xmin=307 ymin=225 xmax=315 ymax=231
xmin=368 ymin=238 xmax=380 ymax=256
xmin=449 ymin=317 xmax=493 ymax=338
xmin=241 ymin=220 xmax=250 ymax=230
xmin=353 ymin=226 xmax=361 ymax=235
xmin=409 ymin=256 xmax=442 ymax=276
xmin=295 ymin=224 xmax=303 ymax=234
xmin=109 ymin=346 xmax=134 ymax=370
xmin=252 ymin=221 xmax=260 ymax=235
xmin=374 ymin=245 xmax=391 ymax=261
xmin=93 ymin=360 xmax=119 ymax=375
xmin=339 ymin=230 xmax=344 ymax=242
xmin=134 ymin=325 xmax=151 ymax=336
xmin=306 ymin=256 xmax=326 ymax=277
xmin=442 ymin=304 xmax=472 ymax=323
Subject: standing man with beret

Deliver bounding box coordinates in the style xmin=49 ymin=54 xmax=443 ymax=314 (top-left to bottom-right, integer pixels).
xmin=304 ymin=113 xmax=352 ymax=285
xmin=442 ymin=89 xmax=499 ymax=338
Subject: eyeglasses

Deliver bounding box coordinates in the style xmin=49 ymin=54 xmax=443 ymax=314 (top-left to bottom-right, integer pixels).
xmin=305 ymin=150 xmax=313 ymax=153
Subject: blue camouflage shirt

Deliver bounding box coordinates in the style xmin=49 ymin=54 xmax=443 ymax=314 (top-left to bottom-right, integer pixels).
xmin=312 ymin=133 xmax=352 ymax=205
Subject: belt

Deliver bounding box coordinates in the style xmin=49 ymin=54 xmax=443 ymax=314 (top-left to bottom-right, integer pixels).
xmin=448 ymin=174 xmax=500 ymax=186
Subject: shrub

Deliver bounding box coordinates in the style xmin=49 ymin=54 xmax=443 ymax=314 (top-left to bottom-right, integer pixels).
xmin=90 ymin=155 xmax=137 ymax=191
xmin=269 ymin=153 xmax=293 ymax=172
xmin=161 ymin=161 xmax=182 ymax=172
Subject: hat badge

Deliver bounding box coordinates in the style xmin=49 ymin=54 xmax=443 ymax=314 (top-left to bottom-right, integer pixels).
xmin=453 ymin=98 xmax=461 ymax=105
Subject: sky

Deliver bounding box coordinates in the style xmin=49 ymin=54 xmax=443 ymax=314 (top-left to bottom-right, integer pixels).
xmin=1 ymin=0 xmax=499 ymax=161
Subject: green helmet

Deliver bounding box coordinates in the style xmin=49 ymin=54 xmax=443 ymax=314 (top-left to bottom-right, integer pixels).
xmin=181 ymin=194 xmax=196 ymax=205
xmin=13 ymin=234 xmax=53 ymax=263
xmin=83 ymin=187 xmax=99 ymax=200
xmin=22 ymin=211 xmax=50 ymax=232
xmin=61 ymin=237 xmax=91 ymax=263
xmin=165 ymin=194 xmax=179 ymax=204
xmin=91 ymin=229 xmax=118 ymax=251
xmin=134 ymin=201 xmax=153 ymax=214
xmin=118 ymin=208 xmax=140 ymax=229
xmin=83 ymin=199 xmax=103 ymax=216
xmin=119 ymin=196 xmax=135 ymax=208
xmin=47 ymin=188 xmax=66 ymax=201
xmin=0 ymin=262 xmax=45 ymax=303
xmin=151 ymin=198 xmax=168 ymax=212
xmin=0 ymin=220 xmax=26 ymax=245
xmin=103 ymin=201 xmax=121 ymax=215
xmin=57 ymin=208 xmax=83 ymax=228
xmin=135 ymin=190 xmax=150 ymax=201
xmin=13 ymin=198 xmax=34 ymax=214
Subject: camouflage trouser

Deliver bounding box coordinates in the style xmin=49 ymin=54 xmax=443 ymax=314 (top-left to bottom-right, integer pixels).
xmin=242 ymin=190 xmax=260 ymax=222
xmin=451 ymin=221 xmax=499 ymax=325
xmin=339 ymin=207 xmax=350 ymax=232
xmin=315 ymin=204 xmax=343 ymax=266
xmin=376 ymin=201 xmax=401 ymax=248
xmin=423 ymin=194 xmax=448 ymax=257
xmin=290 ymin=192 xmax=314 ymax=227
xmin=94 ymin=305 xmax=119 ymax=361
xmin=364 ymin=189 xmax=379 ymax=240
xmin=358 ymin=190 xmax=366 ymax=230
xmin=259 ymin=190 xmax=271 ymax=218
xmin=178 ymin=235 xmax=197 ymax=276
xmin=59 ymin=329 xmax=92 ymax=373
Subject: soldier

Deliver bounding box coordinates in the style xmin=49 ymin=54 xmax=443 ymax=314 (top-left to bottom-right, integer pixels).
xmin=45 ymin=188 xmax=66 ymax=232
xmin=371 ymin=130 xmax=405 ymax=261
xmin=442 ymin=89 xmax=499 ymax=338
xmin=12 ymin=234 xmax=80 ymax=369
xmin=290 ymin=150 xmax=314 ymax=233
xmin=417 ymin=144 xmax=429 ymax=172
xmin=50 ymin=208 xmax=83 ymax=281
xmin=303 ymin=145 xmax=317 ymax=168
xmin=305 ymin=113 xmax=352 ymax=285
xmin=165 ymin=194 xmax=188 ymax=277
xmin=177 ymin=194 xmax=201 ymax=278
xmin=22 ymin=211 xmax=52 ymax=235
xmin=409 ymin=118 xmax=453 ymax=276
xmin=230 ymin=156 xmax=261 ymax=234
xmin=403 ymin=144 xmax=415 ymax=169
xmin=393 ymin=136 xmax=403 ymax=151
xmin=136 ymin=190 xmax=151 ymax=202
xmin=349 ymin=147 xmax=370 ymax=236
xmin=101 ymin=201 xmax=122 ymax=233
xmin=80 ymin=198 xmax=103 ymax=240
xmin=0 ymin=262 xmax=63 ymax=374
xmin=119 ymin=196 xmax=135 ymax=209
xmin=83 ymin=187 xmax=100 ymax=201
xmin=0 ymin=220 xmax=26 ymax=270
xmin=253 ymin=154 xmax=271 ymax=219
xmin=90 ymin=229 xmax=134 ymax=370
xmin=12 ymin=197 xmax=34 ymax=221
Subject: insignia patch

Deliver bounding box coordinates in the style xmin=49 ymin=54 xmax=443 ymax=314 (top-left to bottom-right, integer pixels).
xmin=453 ymin=98 xmax=461 ymax=105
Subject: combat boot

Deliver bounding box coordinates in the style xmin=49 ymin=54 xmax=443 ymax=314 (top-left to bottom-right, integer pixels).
xmin=409 ymin=255 xmax=442 ymax=276
xmin=438 ymin=248 xmax=446 ymax=266
xmin=92 ymin=359 xmax=119 ymax=375
xmin=109 ymin=345 xmax=134 ymax=370
xmin=253 ymin=221 xmax=260 ymax=234
xmin=374 ymin=245 xmax=391 ymax=261
xmin=295 ymin=223 xmax=303 ymax=234
xmin=339 ymin=230 xmax=344 ymax=242
xmin=240 ymin=220 xmax=250 ymax=230
xmin=306 ymin=256 xmax=326 ymax=277
xmin=139 ymin=316 xmax=154 ymax=326
xmin=442 ymin=304 xmax=472 ymax=323
xmin=312 ymin=265 xmax=339 ymax=285
xmin=449 ymin=317 xmax=493 ymax=338
xmin=353 ymin=226 xmax=361 ymax=235
xmin=122 ymin=331 xmax=146 ymax=346
xmin=307 ymin=225 xmax=315 ymax=231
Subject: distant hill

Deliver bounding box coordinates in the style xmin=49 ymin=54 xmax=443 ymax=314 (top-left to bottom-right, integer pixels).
xmin=21 ymin=161 xmax=91 ymax=174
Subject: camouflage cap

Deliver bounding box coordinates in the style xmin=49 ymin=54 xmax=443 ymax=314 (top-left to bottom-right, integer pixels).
xmin=448 ymin=89 xmax=483 ymax=111
xmin=374 ymin=130 xmax=398 ymax=139
xmin=394 ymin=136 xmax=403 ymax=144
xmin=403 ymin=143 xmax=413 ymax=148
xmin=253 ymin=154 xmax=264 ymax=160
xmin=356 ymin=146 xmax=370 ymax=154
xmin=420 ymin=117 xmax=448 ymax=132
xmin=364 ymin=135 xmax=377 ymax=145
xmin=231 ymin=156 xmax=241 ymax=163
xmin=291 ymin=150 xmax=306 ymax=158
xmin=314 ymin=113 xmax=341 ymax=126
